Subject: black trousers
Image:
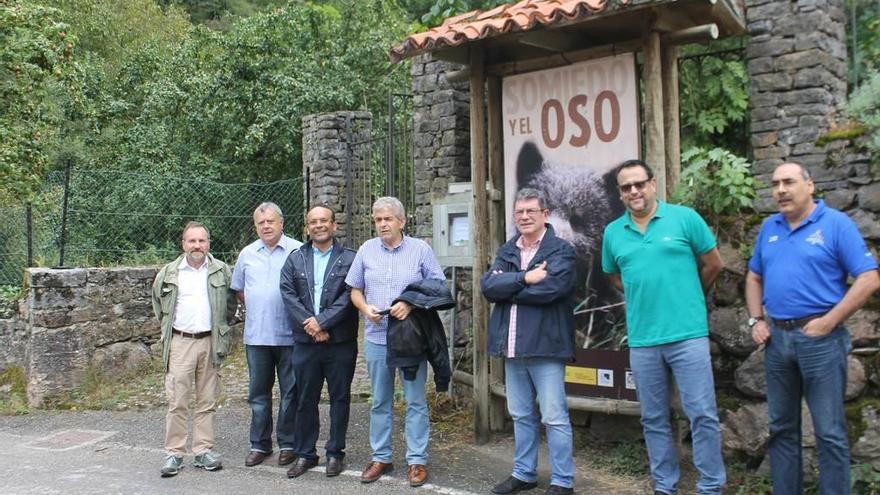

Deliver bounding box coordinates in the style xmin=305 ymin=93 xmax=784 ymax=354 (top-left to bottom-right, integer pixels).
xmin=291 ymin=340 xmax=357 ymax=460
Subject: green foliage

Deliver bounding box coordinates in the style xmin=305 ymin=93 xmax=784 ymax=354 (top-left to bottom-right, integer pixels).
xmin=0 ymin=1 xmax=76 ymax=204
xmin=852 ymin=463 xmax=880 ymax=494
xmin=418 ymin=0 xmax=507 ymax=28
xmin=679 ymin=39 xmax=750 ymax=154
xmin=844 ymin=70 xmax=880 ymax=165
xmin=847 ymin=0 xmax=880 ymax=88
xmin=672 ymin=147 xmax=758 ymax=227
xmin=586 ymin=441 xmax=649 ymax=477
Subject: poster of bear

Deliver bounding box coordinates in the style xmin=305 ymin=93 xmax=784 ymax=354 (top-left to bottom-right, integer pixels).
xmin=502 ymin=52 xmax=640 ymax=351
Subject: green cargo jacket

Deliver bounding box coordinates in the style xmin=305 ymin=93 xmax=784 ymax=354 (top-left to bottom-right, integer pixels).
xmin=151 ymin=253 xmax=237 ymax=371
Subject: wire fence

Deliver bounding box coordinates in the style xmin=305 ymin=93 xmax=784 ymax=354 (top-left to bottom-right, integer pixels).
xmin=0 ymin=167 xmax=305 ymax=287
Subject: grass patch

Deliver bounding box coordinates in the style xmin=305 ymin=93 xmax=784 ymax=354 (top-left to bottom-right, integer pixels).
xmin=41 ymin=356 xmax=166 ymax=411
xmin=583 ymin=441 xmax=649 ymax=477
xmin=0 ymin=367 xmax=30 ymax=415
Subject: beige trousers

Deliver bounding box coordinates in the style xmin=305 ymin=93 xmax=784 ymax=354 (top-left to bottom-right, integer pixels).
xmin=165 ymin=333 xmax=221 ymax=456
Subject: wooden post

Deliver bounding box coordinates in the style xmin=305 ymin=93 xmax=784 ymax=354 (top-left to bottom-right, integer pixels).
xmin=470 ymin=44 xmax=491 ymax=445
xmin=643 ymin=29 xmax=666 ymax=199
xmin=662 ymin=43 xmax=680 ymax=198
xmin=486 ymin=74 xmax=507 ymax=432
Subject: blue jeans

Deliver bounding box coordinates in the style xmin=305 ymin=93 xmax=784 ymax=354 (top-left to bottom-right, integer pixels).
xmin=765 ymin=325 xmax=851 ymax=495
xmin=364 ymin=340 xmax=429 ymax=465
xmin=504 ymin=357 xmax=574 ymax=488
xmin=246 ymin=344 xmax=297 ymax=453
xmin=629 ymin=337 xmax=725 ymax=495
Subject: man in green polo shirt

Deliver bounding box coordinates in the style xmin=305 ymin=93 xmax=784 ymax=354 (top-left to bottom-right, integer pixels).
xmin=601 ymin=159 xmax=726 ymax=495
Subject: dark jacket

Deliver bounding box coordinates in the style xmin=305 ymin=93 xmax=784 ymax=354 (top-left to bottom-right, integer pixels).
xmin=387 ymin=278 xmax=454 ymax=392
xmin=480 ymin=224 xmax=576 ymax=360
xmin=279 ymin=239 xmax=358 ymax=344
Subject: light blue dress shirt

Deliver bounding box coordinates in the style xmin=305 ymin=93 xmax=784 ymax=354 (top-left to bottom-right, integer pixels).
xmin=231 ymin=234 xmax=302 ymax=346
xmin=345 ymin=236 xmax=444 ymax=345
xmin=312 ymin=245 xmax=333 ymax=314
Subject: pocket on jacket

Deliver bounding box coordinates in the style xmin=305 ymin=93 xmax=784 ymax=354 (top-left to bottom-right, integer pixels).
xmin=214 ymin=325 xmax=231 ymax=358
xmin=160 ymin=287 xmax=174 ymax=314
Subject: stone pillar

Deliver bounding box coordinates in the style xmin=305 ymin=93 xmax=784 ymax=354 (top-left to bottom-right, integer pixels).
xmin=412 ymin=54 xmax=475 ymax=363
xmin=745 ymin=0 xmax=849 ymax=203
xmin=301 ymin=112 xmax=372 ymax=248
xmin=412 ymin=53 xmax=472 ymax=243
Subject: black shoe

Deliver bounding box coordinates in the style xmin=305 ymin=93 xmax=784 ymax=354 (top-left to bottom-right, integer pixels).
xmin=325 ymin=457 xmax=343 ymax=477
xmin=545 ymin=486 xmax=574 ymax=495
xmin=492 ymin=476 xmax=538 ymax=494
xmin=287 ymin=456 xmax=319 ymax=478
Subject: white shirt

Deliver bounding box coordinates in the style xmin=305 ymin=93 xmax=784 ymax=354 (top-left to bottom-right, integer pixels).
xmin=172 ymin=257 xmax=212 ymax=333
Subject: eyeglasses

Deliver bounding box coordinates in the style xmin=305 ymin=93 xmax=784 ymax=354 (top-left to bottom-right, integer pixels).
xmin=618 ymin=179 xmax=650 ymax=193
xmin=513 ymin=208 xmax=545 ymax=217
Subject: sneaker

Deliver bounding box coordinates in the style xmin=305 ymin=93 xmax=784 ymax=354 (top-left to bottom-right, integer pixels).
xmin=160 ymin=455 xmax=184 ymax=477
xmin=193 ymin=451 xmax=223 ymax=471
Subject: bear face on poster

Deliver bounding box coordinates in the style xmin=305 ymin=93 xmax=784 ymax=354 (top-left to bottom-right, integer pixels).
xmin=502 ymin=53 xmax=640 ymax=349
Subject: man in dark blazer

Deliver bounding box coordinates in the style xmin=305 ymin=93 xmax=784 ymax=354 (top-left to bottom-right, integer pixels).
xmin=279 ymin=205 xmax=358 ymax=479
xmin=481 ymin=188 xmax=577 ymax=495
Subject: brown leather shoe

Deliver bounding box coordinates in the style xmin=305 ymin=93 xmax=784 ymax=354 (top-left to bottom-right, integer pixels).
xmin=408 ymin=464 xmax=428 ymax=487
xmin=277 ymin=451 xmax=297 ymax=466
xmin=360 ymin=461 xmax=393 ymax=483
xmin=245 ymin=450 xmax=271 ymax=467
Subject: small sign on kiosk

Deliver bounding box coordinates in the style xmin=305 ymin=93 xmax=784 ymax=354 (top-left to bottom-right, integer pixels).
xmin=564 ymin=349 xmax=637 ymax=401
xmin=432 ymin=184 xmax=475 ymax=267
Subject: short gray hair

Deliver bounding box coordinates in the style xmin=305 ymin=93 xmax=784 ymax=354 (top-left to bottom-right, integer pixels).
xmin=372 ymin=196 xmax=405 ymax=220
xmin=514 ymin=188 xmax=548 ymax=210
xmin=254 ymin=201 xmax=283 ymax=219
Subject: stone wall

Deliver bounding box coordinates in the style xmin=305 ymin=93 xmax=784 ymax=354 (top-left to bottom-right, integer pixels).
xmin=25 ymin=267 xmax=160 ymax=407
xmin=302 ymin=111 xmax=372 ymax=248
xmin=412 ymin=53 xmax=475 ymax=357
xmin=0 ymin=297 xmax=28 ymax=372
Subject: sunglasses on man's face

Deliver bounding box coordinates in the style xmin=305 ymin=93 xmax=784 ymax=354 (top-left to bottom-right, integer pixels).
xmin=618 ymin=179 xmax=650 ymax=193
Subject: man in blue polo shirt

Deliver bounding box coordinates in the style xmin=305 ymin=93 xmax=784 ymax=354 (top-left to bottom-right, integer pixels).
xmin=746 ymin=162 xmax=879 ymax=495
xmin=602 ymin=159 xmax=726 ymax=495
xmin=232 ymin=202 xmax=303 ymax=467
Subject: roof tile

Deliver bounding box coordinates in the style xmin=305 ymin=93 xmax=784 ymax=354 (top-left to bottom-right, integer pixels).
xmin=391 ymin=0 xmax=630 ymax=62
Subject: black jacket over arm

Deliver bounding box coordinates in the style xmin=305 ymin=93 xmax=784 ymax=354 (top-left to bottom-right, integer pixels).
xmin=279 ymin=239 xmax=358 ymax=344
xmin=387 ymin=278 xmax=454 ymax=392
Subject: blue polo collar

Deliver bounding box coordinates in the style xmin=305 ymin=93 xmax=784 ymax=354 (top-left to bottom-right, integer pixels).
xmin=773 ymin=200 xmax=826 ymax=231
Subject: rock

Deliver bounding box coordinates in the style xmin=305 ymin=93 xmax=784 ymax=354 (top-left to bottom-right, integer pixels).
xmin=850 ymin=210 xmax=880 ymax=240
xmin=823 ymin=189 xmax=856 ymax=210
xmin=91 ymin=341 xmax=151 ymax=375
xmin=588 ymin=413 xmax=644 ymax=443
xmin=710 ymin=307 xmax=757 ymax=357
xmin=847 ymin=356 xmax=867 ymax=400
xmin=28 ymin=268 xmax=88 ymax=288
xmin=858 ymin=182 xmax=880 ymax=212
xmin=848 ymin=310 xmax=880 ymax=346
xmin=721 ymin=402 xmax=769 ymax=457
xmin=718 ymin=242 xmax=747 ymax=276
xmin=735 ymin=349 xmax=766 ymax=397
xmin=852 ymin=405 xmax=880 ymax=470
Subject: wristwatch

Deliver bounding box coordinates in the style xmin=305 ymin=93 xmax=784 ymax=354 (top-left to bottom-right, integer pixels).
xmin=747 ymin=316 xmax=765 ymax=328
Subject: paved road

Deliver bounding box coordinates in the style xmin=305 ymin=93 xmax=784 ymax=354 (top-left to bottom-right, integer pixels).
xmin=0 ymin=399 xmax=648 ymax=495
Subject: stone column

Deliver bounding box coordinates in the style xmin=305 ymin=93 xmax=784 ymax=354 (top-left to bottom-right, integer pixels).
xmin=745 ymin=0 xmax=849 ymax=204
xmin=412 ymin=54 xmax=475 ymax=357
xmin=301 ymin=112 xmax=372 ymax=248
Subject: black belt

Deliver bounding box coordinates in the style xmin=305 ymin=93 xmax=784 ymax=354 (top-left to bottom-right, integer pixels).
xmin=172 ymin=329 xmax=211 ymax=339
xmin=770 ymin=314 xmax=825 ymax=330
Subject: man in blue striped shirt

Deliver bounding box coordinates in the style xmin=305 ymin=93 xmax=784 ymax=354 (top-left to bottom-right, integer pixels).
xmin=232 ymin=202 xmax=303 ymax=468
xmin=345 ymin=196 xmax=444 ymax=487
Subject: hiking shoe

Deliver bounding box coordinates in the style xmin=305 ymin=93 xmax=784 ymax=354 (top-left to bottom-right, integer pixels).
xmin=193 ymin=450 xmax=223 ymax=471
xmin=160 ymin=455 xmax=184 ymax=477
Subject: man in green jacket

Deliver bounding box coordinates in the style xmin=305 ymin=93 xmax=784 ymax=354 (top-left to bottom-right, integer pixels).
xmin=152 ymin=221 xmax=236 ymax=478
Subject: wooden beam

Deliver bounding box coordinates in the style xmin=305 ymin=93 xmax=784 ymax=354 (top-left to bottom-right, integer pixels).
xmin=518 ymin=30 xmax=582 ymax=53
xmin=642 ymin=29 xmax=666 ymax=198
xmin=470 ymin=44 xmax=491 ymax=445
xmin=661 ymin=23 xmax=719 ymax=45
xmin=486 ymin=74 xmax=507 ymax=432
xmin=662 ymin=43 xmax=680 ymax=198
xmin=487 ymin=39 xmax=642 ymax=77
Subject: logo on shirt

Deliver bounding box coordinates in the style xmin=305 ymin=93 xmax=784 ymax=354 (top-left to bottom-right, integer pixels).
xmin=768 ymin=235 xmax=779 ymax=243
xmin=662 ymin=236 xmax=672 ymax=242
xmin=806 ymin=229 xmax=825 ymax=246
